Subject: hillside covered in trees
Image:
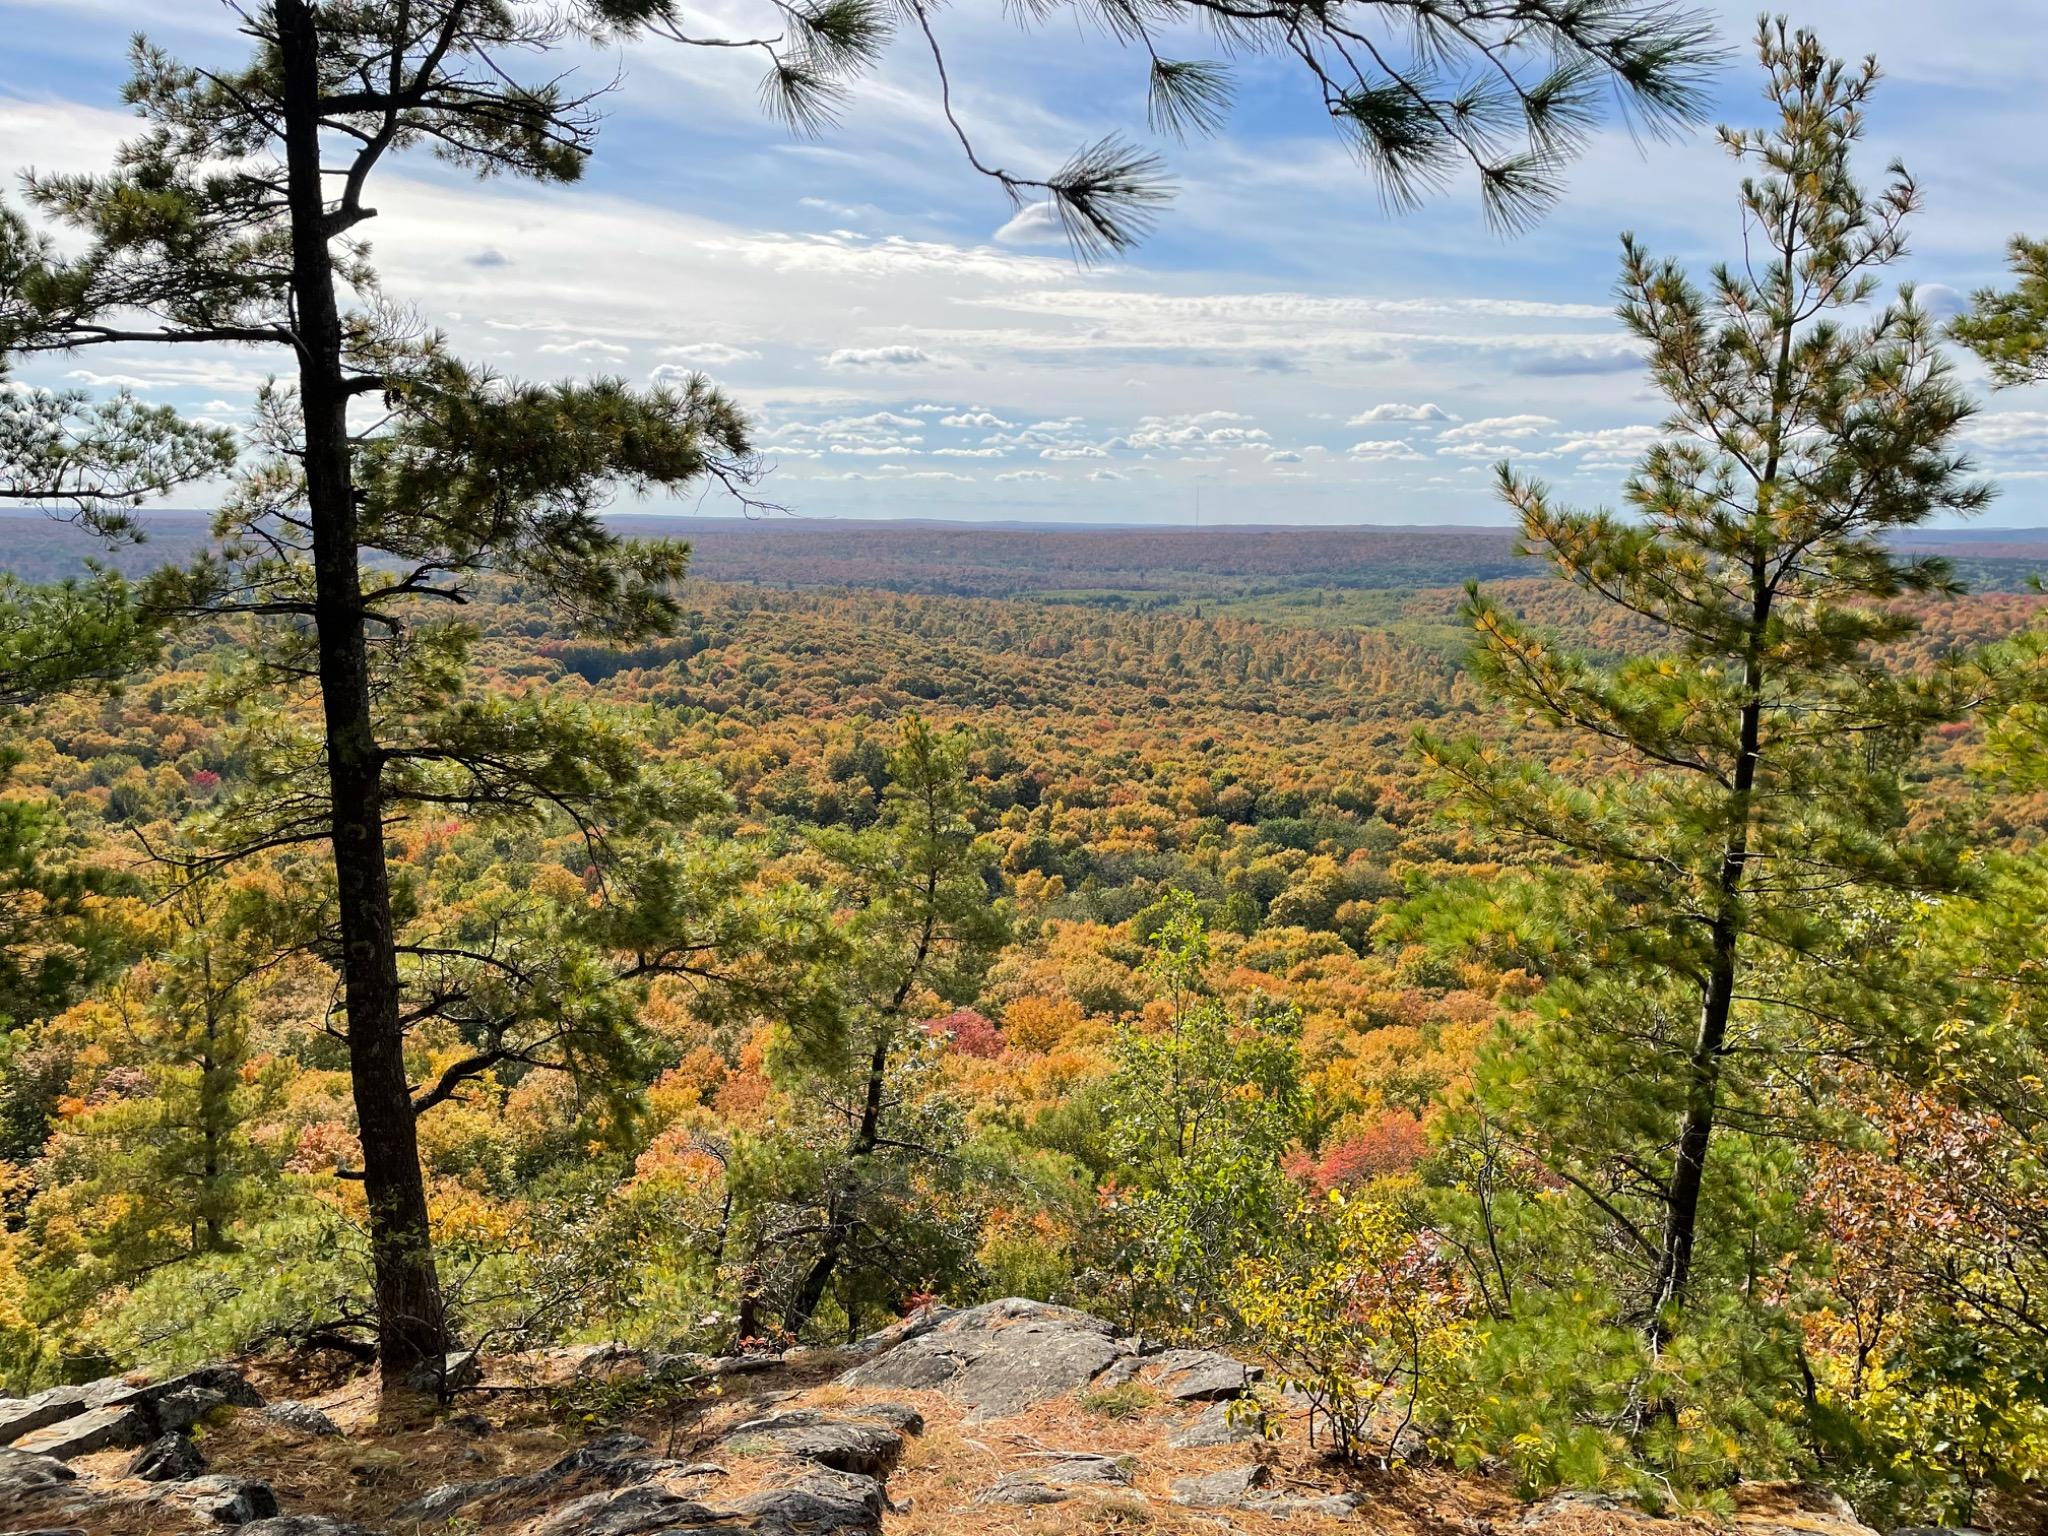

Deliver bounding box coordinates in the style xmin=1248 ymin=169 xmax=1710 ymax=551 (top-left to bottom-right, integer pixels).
xmin=5 ymin=5 xmax=2048 ymax=1536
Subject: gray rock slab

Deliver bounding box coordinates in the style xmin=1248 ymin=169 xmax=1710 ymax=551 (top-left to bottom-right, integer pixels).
xmin=730 ymin=1466 xmax=886 ymax=1535
xmin=720 ymin=1419 xmax=903 ymax=1479
xmin=1169 ymin=1401 xmax=1264 ymax=1448
xmin=12 ymin=1406 xmax=150 ymax=1461
xmin=840 ymin=1298 xmax=1135 ymax=1421
xmin=148 ymin=1474 xmax=281 ymax=1525
xmin=1171 ymin=1462 xmax=1272 ymax=1507
xmin=0 ymin=1389 xmax=96 ymax=1449
xmin=0 ymin=1444 xmax=79 ymax=1520
xmin=260 ymin=1402 xmax=342 ymax=1437
xmin=128 ymin=1432 xmax=207 ymax=1482
xmin=1142 ymin=1347 xmax=1261 ymax=1401
xmin=976 ymin=1452 xmax=1134 ymax=1506
xmin=389 ymin=1475 xmax=518 ymax=1523
xmin=528 ymin=1483 xmax=738 ymax=1536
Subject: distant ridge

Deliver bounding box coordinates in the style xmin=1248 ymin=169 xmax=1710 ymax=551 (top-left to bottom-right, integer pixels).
xmin=4 ymin=508 xmax=2045 ymax=596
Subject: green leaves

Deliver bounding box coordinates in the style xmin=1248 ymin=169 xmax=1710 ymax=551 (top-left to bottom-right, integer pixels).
xmin=1424 ymin=25 xmax=1986 ymax=1408
xmin=354 ymin=361 xmax=754 ymax=643
xmin=1095 ymin=894 xmax=1308 ymax=1329
xmin=1952 ymin=235 xmax=2048 ymax=389
xmin=0 ymin=381 xmax=234 ymax=540
xmin=0 ymin=571 xmax=163 ymax=713
xmin=814 ymin=716 xmax=1009 ymax=1024
xmin=1145 ymin=58 xmax=1230 ymax=142
xmin=1041 ymin=137 xmax=1173 ymax=262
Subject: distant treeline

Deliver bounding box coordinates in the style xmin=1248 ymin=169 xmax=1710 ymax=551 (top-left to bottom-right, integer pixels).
xmin=5 ymin=510 xmax=2046 ymax=597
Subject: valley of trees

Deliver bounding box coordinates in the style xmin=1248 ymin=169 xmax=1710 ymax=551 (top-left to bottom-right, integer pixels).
xmin=4 ymin=5 xmax=2048 ymax=1533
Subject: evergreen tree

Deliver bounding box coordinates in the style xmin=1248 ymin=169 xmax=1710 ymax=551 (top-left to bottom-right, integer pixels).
xmin=24 ymin=870 xmax=287 ymax=1335
xmin=1 ymin=217 xmax=233 ymax=709
xmin=755 ymin=717 xmax=1005 ymax=1339
xmin=1097 ymin=890 xmax=1307 ymax=1333
xmin=1953 ymin=236 xmax=2048 ymax=387
xmin=0 ymin=7 xmax=786 ymax=1383
xmin=1420 ymin=21 xmax=1988 ymax=1332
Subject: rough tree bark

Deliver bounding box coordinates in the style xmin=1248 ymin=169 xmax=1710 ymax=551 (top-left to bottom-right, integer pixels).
xmin=277 ymin=0 xmax=450 ymax=1384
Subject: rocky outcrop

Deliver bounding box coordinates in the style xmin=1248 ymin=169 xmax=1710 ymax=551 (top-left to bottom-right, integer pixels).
xmin=390 ymin=1407 xmax=915 ymax=1536
xmin=841 ymin=1299 xmax=1134 ymax=1421
xmin=12 ymin=1403 xmax=150 ymax=1460
xmin=0 ymin=1305 xmax=1905 ymax=1536
xmin=145 ymin=1473 xmax=282 ymax=1525
xmin=976 ymin=1450 xmax=1137 ymax=1506
xmin=260 ymin=1401 xmax=342 ymax=1437
xmin=0 ymin=1444 xmax=76 ymax=1500
xmin=1169 ymin=1399 xmax=1264 ymax=1447
xmin=718 ymin=1408 xmax=910 ymax=1478
xmin=129 ymin=1432 xmax=208 ymax=1482
xmin=839 ymin=1297 xmax=1258 ymax=1424
xmin=0 ymin=1365 xmax=262 ymax=1463
xmin=727 ymin=1465 xmax=887 ymax=1534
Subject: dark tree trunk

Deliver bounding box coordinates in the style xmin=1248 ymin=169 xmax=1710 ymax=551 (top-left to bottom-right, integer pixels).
xmin=782 ymin=1028 xmax=890 ymax=1336
xmin=1652 ymin=914 xmax=1737 ymax=1321
xmin=1650 ymin=611 xmax=1766 ymax=1327
xmin=277 ymin=0 xmax=449 ymax=1387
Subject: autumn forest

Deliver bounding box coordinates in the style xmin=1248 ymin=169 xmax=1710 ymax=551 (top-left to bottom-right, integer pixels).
xmin=4 ymin=4 xmax=2048 ymax=1535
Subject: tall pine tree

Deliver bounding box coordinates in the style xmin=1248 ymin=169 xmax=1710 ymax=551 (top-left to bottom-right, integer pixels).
xmin=1422 ymin=21 xmax=1988 ymax=1333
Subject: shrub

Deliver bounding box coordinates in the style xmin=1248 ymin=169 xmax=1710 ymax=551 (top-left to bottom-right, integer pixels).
xmin=1230 ymin=1185 xmax=1466 ymax=1462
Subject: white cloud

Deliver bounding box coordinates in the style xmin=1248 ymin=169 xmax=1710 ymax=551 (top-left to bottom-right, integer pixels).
xmin=1118 ymin=412 xmax=1270 ymax=453
xmin=823 ymin=411 xmax=925 ymax=430
xmin=1967 ymin=411 xmax=2048 ymax=453
xmin=657 ymin=342 xmax=760 ymax=366
xmin=992 ymin=203 xmax=1066 ymax=248
xmin=940 ymin=410 xmax=1014 ymax=428
xmin=538 ymin=337 xmax=631 ymax=358
xmin=11 ymin=51 xmax=2041 ymax=524
xmin=1348 ymin=439 xmax=1426 ymax=462
xmin=1088 ymin=469 xmax=1125 ymax=482
xmin=1438 ymin=414 xmax=1559 ymax=443
xmin=822 ymin=345 xmax=937 ymax=369
xmin=996 ymin=469 xmax=1056 ymax=483
xmin=1348 ymin=402 xmax=1451 ymax=425
xmin=1438 ymin=441 xmax=1536 ymax=460
xmin=1553 ymin=424 xmax=1662 ymax=466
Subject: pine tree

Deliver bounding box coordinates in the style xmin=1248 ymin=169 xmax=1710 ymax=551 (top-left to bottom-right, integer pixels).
xmin=768 ymin=717 xmax=1005 ymax=1338
xmin=25 ymin=871 xmax=286 ymax=1332
xmin=0 ymin=7 xmax=777 ymax=1383
xmin=1953 ymin=236 xmax=2048 ymax=387
xmin=1420 ymin=21 xmax=1989 ymax=1332
xmin=1098 ymin=890 xmax=1307 ymax=1332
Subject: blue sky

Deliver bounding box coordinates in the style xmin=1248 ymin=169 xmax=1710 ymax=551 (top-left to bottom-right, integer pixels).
xmin=4 ymin=1 xmax=2047 ymax=525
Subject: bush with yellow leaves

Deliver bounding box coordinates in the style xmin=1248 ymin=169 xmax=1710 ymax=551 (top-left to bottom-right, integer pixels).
xmin=1230 ymin=1182 xmax=1467 ymax=1462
